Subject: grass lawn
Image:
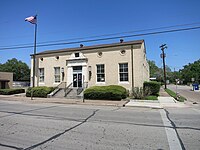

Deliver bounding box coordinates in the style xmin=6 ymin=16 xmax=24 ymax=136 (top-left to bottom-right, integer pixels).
xmin=143 ymin=95 xmax=158 ymax=100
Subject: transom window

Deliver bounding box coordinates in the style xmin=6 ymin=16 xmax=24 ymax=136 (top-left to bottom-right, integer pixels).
xmin=54 ymin=67 xmax=60 ymax=83
xmin=96 ymin=64 xmax=105 ymax=82
xmin=119 ymin=63 xmax=128 ymax=82
xmin=39 ymin=68 xmax=44 ymax=82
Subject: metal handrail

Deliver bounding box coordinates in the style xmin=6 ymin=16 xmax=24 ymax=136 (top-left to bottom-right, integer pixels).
xmin=64 ymin=82 xmax=73 ymax=96
xmin=66 ymin=82 xmax=73 ymax=89
xmin=77 ymin=82 xmax=88 ymax=95
xmin=77 ymin=87 xmax=83 ymax=95
xmin=47 ymin=82 xmax=66 ymax=97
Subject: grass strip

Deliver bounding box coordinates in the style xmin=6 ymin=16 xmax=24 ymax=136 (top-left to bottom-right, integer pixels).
xmin=165 ymin=88 xmax=186 ymax=102
xmin=143 ymin=95 xmax=158 ymax=100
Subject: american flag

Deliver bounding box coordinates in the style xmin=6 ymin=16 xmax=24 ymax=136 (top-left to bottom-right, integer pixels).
xmin=25 ymin=15 xmax=37 ymax=24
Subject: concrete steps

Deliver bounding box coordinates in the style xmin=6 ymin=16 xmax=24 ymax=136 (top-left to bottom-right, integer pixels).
xmin=52 ymin=88 xmax=83 ymax=99
xmin=65 ymin=88 xmax=83 ymax=99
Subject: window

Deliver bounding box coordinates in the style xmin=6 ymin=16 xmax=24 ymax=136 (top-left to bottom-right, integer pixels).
xmin=54 ymin=67 xmax=60 ymax=83
xmin=39 ymin=68 xmax=44 ymax=82
xmin=119 ymin=63 xmax=128 ymax=82
xmin=96 ymin=64 xmax=105 ymax=82
xmin=75 ymin=53 xmax=79 ymax=57
xmin=55 ymin=56 xmax=59 ymax=60
xmin=97 ymin=52 xmax=102 ymax=57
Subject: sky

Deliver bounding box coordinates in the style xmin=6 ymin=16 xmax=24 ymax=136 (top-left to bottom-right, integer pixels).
xmin=0 ymin=0 xmax=200 ymax=71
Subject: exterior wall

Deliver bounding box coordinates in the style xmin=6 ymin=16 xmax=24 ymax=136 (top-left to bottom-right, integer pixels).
xmin=0 ymin=72 xmax=13 ymax=89
xmin=31 ymin=41 xmax=149 ymax=91
xmin=33 ymin=53 xmax=71 ymax=87
xmin=85 ymin=45 xmax=133 ymax=90
xmin=133 ymin=43 xmax=149 ymax=88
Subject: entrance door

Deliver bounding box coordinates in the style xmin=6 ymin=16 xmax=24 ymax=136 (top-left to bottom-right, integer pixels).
xmin=73 ymin=66 xmax=82 ymax=88
xmin=73 ymin=73 xmax=82 ymax=87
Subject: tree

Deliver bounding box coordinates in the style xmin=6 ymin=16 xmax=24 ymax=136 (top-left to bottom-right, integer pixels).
xmin=0 ymin=58 xmax=30 ymax=81
xmin=179 ymin=59 xmax=200 ymax=84
xmin=148 ymin=60 xmax=163 ymax=81
xmin=148 ymin=60 xmax=174 ymax=83
xmin=148 ymin=60 xmax=159 ymax=77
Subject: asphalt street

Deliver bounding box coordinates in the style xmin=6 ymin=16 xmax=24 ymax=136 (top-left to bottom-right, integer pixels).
xmin=0 ymin=100 xmax=199 ymax=150
xmin=167 ymin=84 xmax=200 ymax=108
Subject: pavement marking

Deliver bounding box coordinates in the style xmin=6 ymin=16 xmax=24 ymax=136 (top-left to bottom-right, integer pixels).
xmin=159 ymin=109 xmax=183 ymax=150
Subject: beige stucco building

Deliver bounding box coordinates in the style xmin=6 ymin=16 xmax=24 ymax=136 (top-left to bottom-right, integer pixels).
xmin=0 ymin=72 xmax=13 ymax=89
xmin=31 ymin=40 xmax=149 ymax=97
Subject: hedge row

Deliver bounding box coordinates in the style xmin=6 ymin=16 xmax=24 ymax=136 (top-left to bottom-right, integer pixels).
xmin=26 ymin=86 xmax=55 ymax=98
xmin=84 ymin=85 xmax=127 ymax=100
xmin=0 ymin=89 xmax=25 ymax=95
xmin=143 ymin=81 xmax=161 ymax=96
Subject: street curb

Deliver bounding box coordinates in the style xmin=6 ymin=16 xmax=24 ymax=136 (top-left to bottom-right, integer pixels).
xmin=125 ymin=104 xmax=163 ymax=109
xmin=0 ymin=95 xmax=128 ymax=107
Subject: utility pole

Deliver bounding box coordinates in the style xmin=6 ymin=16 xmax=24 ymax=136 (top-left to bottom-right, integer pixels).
xmin=160 ymin=44 xmax=167 ymax=89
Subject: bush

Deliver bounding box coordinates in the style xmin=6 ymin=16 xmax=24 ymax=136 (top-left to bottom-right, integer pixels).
xmin=26 ymin=86 xmax=55 ymax=98
xmin=84 ymin=85 xmax=128 ymax=100
xmin=0 ymin=89 xmax=25 ymax=95
xmin=132 ymin=87 xmax=151 ymax=99
xmin=143 ymin=81 xmax=161 ymax=96
xmin=132 ymin=87 xmax=145 ymax=99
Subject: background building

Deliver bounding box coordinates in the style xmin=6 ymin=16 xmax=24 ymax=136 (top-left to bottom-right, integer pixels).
xmin=0 ymin=72 xmax=13 ymax=89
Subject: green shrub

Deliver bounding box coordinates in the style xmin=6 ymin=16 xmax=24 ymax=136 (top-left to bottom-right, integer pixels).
xmin=84 ymin=85 xmax=127 ymax=100
xmin=0 ymin=89 xmax=25 ymax=95
xmin=143 ymin=81 xmax=161 ymax=96
xmin=132 ymin=87 xmax=145 ymax=99
xmin=26 ymin=86 xmax=55 ymax=98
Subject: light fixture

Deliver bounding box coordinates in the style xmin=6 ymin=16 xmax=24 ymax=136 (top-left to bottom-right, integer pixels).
xmin=88 ymin=66 xmax=92 ymax=81
xmin=61 ymin=67 xmax=64 ymax=73
xmin=88 ymin=66 xmax=92 ymax=72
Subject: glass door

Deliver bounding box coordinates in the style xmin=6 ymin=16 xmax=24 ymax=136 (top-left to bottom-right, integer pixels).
xmin=73 ymin=66 xmax=82 ymax=88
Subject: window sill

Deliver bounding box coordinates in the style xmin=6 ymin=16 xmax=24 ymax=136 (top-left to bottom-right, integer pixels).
xmin=53 ymin=82 xmax=60 ymax=85
xmin=96 ymin=82 xmax=106 ymax=84
xmin=39 ymin=82 xmax=45 ymax=86
xmin=119 ymin=82 xmax=129 ymax=84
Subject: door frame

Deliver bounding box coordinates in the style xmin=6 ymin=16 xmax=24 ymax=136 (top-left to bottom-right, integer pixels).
xmin=72 ymin=66 xmax=83 ymax=88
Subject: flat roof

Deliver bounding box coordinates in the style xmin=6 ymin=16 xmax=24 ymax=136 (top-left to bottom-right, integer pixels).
xmin=33 ymin=39 xmax=144 ymax=56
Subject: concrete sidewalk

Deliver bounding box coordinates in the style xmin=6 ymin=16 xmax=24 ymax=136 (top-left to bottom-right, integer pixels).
xmin=126 ymin=96 xmax=188 ymax=109
xmin=126 ymin=87 xmax=188 ymax=109
xmin=0 ymin=95 xmax=128 ymax=107
xmin=0 ymin=87 xmax=188 ymax=108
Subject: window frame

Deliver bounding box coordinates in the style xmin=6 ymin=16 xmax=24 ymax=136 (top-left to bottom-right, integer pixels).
xmin=39 ymin=68 xmax=44 ymax=83
xmin=119 ymin=63 xmax=129 ymax=82
xmin=75 ymin=52 xmax=80 ymax=57
xmin=96 ymin=64 xmax=105 ymax=83
xmin=54 ymin=67 xmax=61 ymax=83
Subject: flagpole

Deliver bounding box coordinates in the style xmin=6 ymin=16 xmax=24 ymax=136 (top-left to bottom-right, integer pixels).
xmin=32 ymin=22 xmax=37 ymax=88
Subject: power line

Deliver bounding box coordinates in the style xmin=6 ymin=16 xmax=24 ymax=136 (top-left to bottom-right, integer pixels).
xmin=0 ymin=22 xmax=200 ymax=42
xmin=1 ymin=22 xmax=200 ymax=47
xmin=0 ymin=25 xmax=200 ymax=51
xmin=33 ymin=22 xmax=200 ymax=44
xmin=0 ymin=22 xmax=200 ymax=48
